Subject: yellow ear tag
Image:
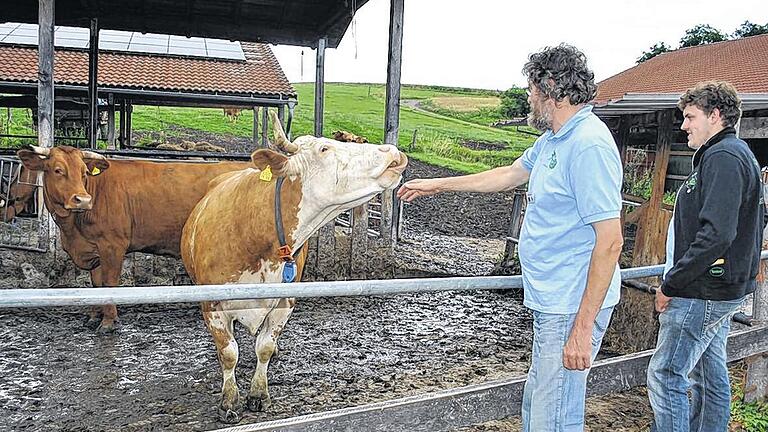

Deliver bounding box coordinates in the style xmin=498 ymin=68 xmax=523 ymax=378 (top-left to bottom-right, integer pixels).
xmin=90 ymin=167 xmax=101 ymax=176
xmin=259 ymin=165 xmax=273 ymax=182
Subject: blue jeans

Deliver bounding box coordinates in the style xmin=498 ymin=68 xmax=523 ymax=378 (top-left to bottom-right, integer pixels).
xmin=521 ymin=307 xmax=614 ymax=432
xmin=647 ymin=296 xmax=744 ymax=432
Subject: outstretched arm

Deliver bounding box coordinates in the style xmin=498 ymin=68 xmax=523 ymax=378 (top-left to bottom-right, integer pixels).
xmin=397 ymin=158 xmax=530 ymax=202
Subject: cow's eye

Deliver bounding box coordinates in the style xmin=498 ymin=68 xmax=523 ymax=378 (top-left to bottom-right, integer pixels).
xmin=54 ymin=168 xmax=65 ymax=176
xmin=320 ymin=146 xmax=329 ymax=153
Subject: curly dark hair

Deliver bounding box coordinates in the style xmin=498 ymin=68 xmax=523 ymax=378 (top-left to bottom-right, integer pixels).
xmin=522 ymin=44 xmax=597 ymax=105
xmin=677 ymin=81 xmax=742 ymax=127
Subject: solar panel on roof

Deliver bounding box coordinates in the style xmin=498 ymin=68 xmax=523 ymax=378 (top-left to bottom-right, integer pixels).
xmin=0 ymin=23 xmax=245 ymax=61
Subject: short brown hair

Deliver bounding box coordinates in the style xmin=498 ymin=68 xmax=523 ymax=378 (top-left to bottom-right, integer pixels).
xmin=677 ymin=81 xmax=742 ymax=127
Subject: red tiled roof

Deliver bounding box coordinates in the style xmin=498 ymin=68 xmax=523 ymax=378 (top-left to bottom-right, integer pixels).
xmin=596 ymin=34 xmax=768 ymax=104
xmin=0 ymin=42 xmax=296 ymax=98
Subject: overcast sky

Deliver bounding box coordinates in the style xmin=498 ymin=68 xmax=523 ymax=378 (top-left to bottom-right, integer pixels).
xmin=271 ymin=0 xmax=768 ymax=90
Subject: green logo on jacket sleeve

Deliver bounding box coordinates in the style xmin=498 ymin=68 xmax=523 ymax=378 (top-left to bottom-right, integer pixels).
xmin=547 ymin=150 xmax=558 ymax=169
xmin=685 ymin=171 xmax=698 ymax=193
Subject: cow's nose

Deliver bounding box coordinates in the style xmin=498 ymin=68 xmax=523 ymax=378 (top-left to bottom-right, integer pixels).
xmin=71 ymin=194 xmax=92 ymax=208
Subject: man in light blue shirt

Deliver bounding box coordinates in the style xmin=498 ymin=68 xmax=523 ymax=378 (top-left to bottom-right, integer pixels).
xmin=398 ymin=44 xmax=623 ymax=431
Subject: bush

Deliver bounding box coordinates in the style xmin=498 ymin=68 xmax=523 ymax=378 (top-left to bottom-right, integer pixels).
xmin=499 ymin=87 xmax=530 ymax=118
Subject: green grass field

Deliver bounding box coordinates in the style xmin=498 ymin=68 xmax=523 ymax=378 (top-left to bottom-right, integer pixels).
xmin=129 ymin=83 xmax=535 ymax=173
xmin=1 ymin=83 xmax=535 ymax=173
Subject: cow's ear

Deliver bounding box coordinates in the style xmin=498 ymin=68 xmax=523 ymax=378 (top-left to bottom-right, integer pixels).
xmin=81 ymin=151 xmax=110 ymax=174
xmin=83 ymin=157 xmax=110 ymax=174
xmin=251 ymin=149 xmax=291 ymax=176
xmin=17 ymin=148 xmax=48 ymax=171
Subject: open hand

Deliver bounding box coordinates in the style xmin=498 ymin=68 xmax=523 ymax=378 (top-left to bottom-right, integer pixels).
xmin=396 ymin=178 xmax=444 ymax=202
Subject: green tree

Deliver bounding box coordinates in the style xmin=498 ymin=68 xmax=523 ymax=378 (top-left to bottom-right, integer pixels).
xmin=680 ymin=24 xmax=727 ymax=47
xmin=637 ymin=42 xmax=672 ymax=63
xmin=499 ymin=87 xmax=530 ymax=118
xmin=732 ymin=20 xmax=768 ymax=38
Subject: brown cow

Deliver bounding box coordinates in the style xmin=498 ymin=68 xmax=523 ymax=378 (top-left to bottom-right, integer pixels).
xmin=1 ymin=165 xmax=38 ymax=222
xmin=332 ymin=130 xmax=369 ymax=143
xmin=181 ymin=112 xmax=407 ymax=423
xmin=16 ymin=146 xmax=249 ymax=332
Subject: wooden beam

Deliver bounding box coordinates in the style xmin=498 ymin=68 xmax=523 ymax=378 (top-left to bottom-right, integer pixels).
xmin=350 ymin=204 xmax=369 ymax=279
xmin=118 ymin=100 xmax=126 ymax=149
xmin=746 ymin=224 xmax=768 ymax=403
xmin=37 ymin=0 xmax=55 ymax=149
xmin=314 ymin=37 xmax=326 ymax=137
xmin=617 ymin=115 xmax=631 ymax=166
xmin=384 ymin=0 xmax=404 ymax=146
xmin=88 ymin=17 xmax=99 ymax=149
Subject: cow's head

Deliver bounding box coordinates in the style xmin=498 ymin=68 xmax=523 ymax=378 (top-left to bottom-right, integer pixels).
xmin=0 ymin=165 xmax=38 ymax=222
xmin=17 ymin=146 xmax=110 ymax=217
xmin=251 ymin=112 xmax=407 ymax=239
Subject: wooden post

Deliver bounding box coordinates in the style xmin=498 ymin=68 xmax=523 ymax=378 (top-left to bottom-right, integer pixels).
xmin=501 ymin=188 xmax=527 ymax=267
xmin=37 ymin=0 xmax=55 ymax=149
xmin=379 ymin=190 xmax=395 ymax=246
xmin=118 ymin=100 xmax=126 ymax=149
xmin=632 ymin=109 xmax=674 ymax=267
xmin=350 ymin=204 xmax=369 ymax=279
xmin=107 ymin=93 xmax=115 ymax=149
xmin=261 ymin=106 xmax=269 ymax=147
xmin=278 ymin=105 xmax=285 ymax=132
xmin=384 ymin=0 xmax=404 ymax=147
xmin=87 ymin=17 xmax=99 ymax=149
xmin=314 ymin=37 xmax=326 ymax=138
xmin=745 ymin=186 xmax=768 ymax=403
xmin=126 ymin=101 xmax=133 ymax=147
xmin=252 ymin=106 xmax=259 ymax=148
xmin=617 ymin=115 xmax=631 ymax=167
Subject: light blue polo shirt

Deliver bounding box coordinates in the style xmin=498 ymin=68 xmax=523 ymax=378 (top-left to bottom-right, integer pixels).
xmin=518 ymin=105 xmax=622 ymax=314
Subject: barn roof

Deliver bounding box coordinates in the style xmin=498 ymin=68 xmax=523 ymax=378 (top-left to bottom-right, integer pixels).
xmin=2 ymin=0 xmax=369 ymax=49
xmin=0 ymin=41 xmax=296 ymax=102
xmin=594 ymin=34 xmax=768 ymax=114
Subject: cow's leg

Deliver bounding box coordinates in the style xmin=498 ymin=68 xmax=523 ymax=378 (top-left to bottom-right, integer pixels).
xmin=246 ymin=298 xmax=295 ymax=412
xmin=94 ymin=244 xmax=127 ymax=333
xmin=205 ymin=308 xmax=242 ymax=423
xmin=84 ymin=268 xmax=104 ymax=329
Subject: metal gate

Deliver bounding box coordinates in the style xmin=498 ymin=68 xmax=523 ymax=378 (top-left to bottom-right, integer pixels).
xmin=0 ymin=157 xmax=49 ymax=252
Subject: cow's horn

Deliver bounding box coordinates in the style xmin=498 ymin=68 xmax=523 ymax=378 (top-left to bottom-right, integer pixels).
xmin=81 ymin=150 xmax=106 ymax=160
xmin=29 ymin=145 xmax=51 ymax=157
xmin=270 ymin=110 xmax=299 ymax=154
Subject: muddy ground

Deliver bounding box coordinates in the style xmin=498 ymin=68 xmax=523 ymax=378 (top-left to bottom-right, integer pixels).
xmin=0 ymin=136 xmax=675 ymax=432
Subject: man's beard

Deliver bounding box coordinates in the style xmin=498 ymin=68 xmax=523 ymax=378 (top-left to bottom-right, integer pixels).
xmin=527 ymin=105 xmax=552 ymax=132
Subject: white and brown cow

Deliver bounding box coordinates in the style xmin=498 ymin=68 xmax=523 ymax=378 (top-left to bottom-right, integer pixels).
xmin=181 ymin=112 xmax=407 ymax=423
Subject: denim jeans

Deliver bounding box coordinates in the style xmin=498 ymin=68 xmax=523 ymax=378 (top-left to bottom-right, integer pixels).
xmin=521 ymin=306 xmax=614 ymax=432
xmin=647 ymin=296 xmax=744 ymax=432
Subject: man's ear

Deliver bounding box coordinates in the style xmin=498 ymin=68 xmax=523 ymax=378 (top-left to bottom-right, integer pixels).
xmin=709 ymin=108 xmax=723 ymax=125
xmin=251 ymin=149 xmax=291 ymax=176
xmin=17 ymin=147 xmax=48 ymax=171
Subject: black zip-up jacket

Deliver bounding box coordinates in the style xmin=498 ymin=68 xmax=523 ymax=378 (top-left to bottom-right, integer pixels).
xmin=662 ymin=127 xmax=765 ymax=300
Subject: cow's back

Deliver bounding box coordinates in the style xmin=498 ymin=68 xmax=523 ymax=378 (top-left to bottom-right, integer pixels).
xmin=88 ymin=159 xmax=249 ymax=257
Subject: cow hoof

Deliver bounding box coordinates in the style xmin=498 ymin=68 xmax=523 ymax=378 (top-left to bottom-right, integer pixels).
xmin=246 ymin=395 xmax=271 ymax=412
xmin=83 ymin=317 xmax=101 ymax=330
xmin=96 ymin=321 xmax=121 ymax=334
xmin=218 ymin=407 xmax=241 ymax=424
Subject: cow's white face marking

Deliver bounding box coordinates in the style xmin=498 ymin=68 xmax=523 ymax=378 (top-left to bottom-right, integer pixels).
xmin=282 ymin=137 xmax=408 ymax=246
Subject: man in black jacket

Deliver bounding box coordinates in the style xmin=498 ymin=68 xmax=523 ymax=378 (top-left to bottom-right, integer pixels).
xmin=647 ymin=81 xmax=765 ymax=432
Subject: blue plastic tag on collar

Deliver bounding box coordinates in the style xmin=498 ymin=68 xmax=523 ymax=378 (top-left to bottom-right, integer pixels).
xmin=282 ymin=261 xmax=297 ymax=283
